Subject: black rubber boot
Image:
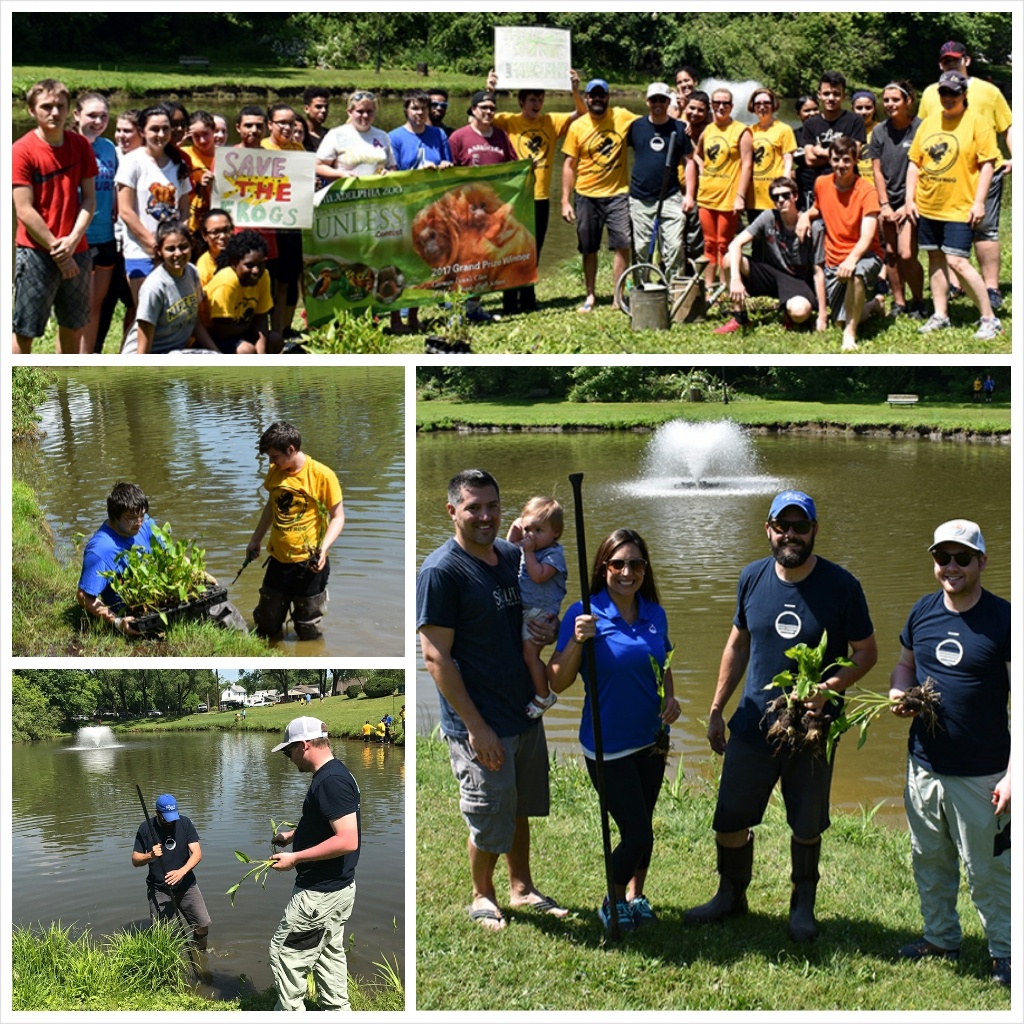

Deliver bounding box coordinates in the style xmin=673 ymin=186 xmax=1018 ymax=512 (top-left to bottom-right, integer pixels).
xmin=683 ymin=834 xmax=754 ymax=925
xmin=788 ymin=838 xmax=821 ymax=942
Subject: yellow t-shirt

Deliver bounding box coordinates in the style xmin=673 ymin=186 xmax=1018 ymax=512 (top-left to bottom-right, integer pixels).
xmin=748 ymin=120 xmax=797 ymax=210
xmin=909 ymin=108 xmax=1000 ymax=221
xmin=857 ymin=125 xmax=876 ymax=187
xmin=918 ymin=77 xmax=1010 ymax=172
xmin=698 ymin=120 xmax=751 ymax=212
xmin=362 ymin=723 xmax=373 ymax=737
xmin=180 ymin=145 xmax=215 ymax=234
xmin=196 ymin=251 xmax=219 ymax=288
xmin=263 ymin=456 xmax=343 ymax=564
xmin=562 ymin=108 xmax=640 ymax=198
xmin=205 ymin=266 xmax=273 ymax=324
xmin=494 ymin=110 xmax=575 ymax=199
xmin=260 ymin=138 xmax=306 ymax=152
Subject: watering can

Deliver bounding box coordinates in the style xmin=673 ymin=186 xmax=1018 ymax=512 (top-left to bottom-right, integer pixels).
xmin=616 ymin=256 xmax=712 ymax=330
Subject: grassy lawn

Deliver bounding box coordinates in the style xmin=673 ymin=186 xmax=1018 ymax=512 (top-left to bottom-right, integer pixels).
xmin=417 ymin=737 xmax=1009 ymax=1012
xmin=118 ymin=692 xmax=407 ymax=744
xmin=416 ymin=397 xmax=1011 ymax=435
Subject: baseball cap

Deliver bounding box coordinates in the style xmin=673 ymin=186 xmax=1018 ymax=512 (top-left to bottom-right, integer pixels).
xmin=768 ymin=490 xmax=817 ymax=521
xmin=647 ymin=82 xmax=672 ymax=100
xmin=929 ymin=519 xmax=985 ymax=554
xmin=155 ymin=794 xmax=180 ymax=821
xmin=469 ymin=90 xmax=497 ymax=111
xmin=585 ymin=79 xmax=610 ymax=96
xmin=937 ymin=71 xmax=969 ymax=95
xmin=939 ymin=40 xmax=967 ymax=59
xmin=271 ymin=717 xmax=329 ymax=752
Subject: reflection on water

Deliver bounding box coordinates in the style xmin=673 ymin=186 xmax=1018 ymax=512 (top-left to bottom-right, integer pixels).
xmin=11 ymin=730 xmax=405 ymax=1002
xmin=13 ymin=366 xmax=404 ymax=657
xmin=416 ymin=428 xmax=1011 ymax=823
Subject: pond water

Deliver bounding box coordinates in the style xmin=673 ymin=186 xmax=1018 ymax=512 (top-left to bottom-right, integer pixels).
xmin=10 ymin=730 xmax=405 ymax=1003
xmin=415 ymin=424 xmax=1012 ymax=824
xmin=12 ymin=366 xmax=405 ymax=657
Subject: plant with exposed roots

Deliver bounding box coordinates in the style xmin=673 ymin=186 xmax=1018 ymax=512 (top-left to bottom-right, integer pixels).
xmin=226 ymin=817 xmax=296 ymax=906
xmin=825 ymin=676 xmax=943 ymax=761
xmin=762 ymin=630 xmax=854 ymax=756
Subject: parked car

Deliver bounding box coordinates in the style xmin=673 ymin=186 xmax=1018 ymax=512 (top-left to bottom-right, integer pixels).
xmin=146 ymin=710 xmax=163 ymax=718
xmin=196 ymin=704 xmax=208 ymax=713
xmin=248 ymin=699 xmax=269 ymax=707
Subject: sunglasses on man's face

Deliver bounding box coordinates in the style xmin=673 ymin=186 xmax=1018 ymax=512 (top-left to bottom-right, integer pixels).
xmin=769 ymin=518 xmax=814 ymax=535
xmin=932 ymin=550 xmax=977 ymax=567
xmin=771 ymin=190 xmax=794 ymax=203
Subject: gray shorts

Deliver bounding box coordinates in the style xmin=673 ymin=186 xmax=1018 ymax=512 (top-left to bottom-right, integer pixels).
xmin=713 ymin=729 xmax=834 ymax=840
xmin=575 ymin=194 xmax=632 ymax=255
xmin=148 ymin=881 xmax=212 ymax=932
xmin=13 ymin=246 xmax=92 ymax=338
xmin=446 ymin=721 xmax=550 ymax=853
xmin=974 ymin=166 xmax=1004 ymax=243
xmin=824 ymin=255 xmax=882 ymax=322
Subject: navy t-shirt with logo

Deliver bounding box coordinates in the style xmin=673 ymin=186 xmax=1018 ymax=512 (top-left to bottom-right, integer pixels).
xmin=628 ymin=117 xmax=691 ymax=201
xmin=134 ymin=814 xmax=201 ymax=891
xmin=900 ymin=588 xmax=1010 ymax=776
xmin=728 ymin=556 xmax=873 ymax=742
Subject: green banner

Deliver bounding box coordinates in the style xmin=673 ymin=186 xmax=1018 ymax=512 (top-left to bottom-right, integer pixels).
xmin=301 ymin=160 xmax=537 ymax=324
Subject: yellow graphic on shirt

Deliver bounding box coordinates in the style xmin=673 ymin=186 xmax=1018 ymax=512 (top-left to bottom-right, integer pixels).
xmin=918 ymin=132 xmax=961 ymax=176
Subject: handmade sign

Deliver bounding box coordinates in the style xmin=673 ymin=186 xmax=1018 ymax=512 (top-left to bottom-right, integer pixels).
xmin=493 ymin=26 xmax=572 ymax=91
xmin=301 ymin=161 xmax=537 ymax=323
xmin=213 ymin=149 xmax=318 ymax=229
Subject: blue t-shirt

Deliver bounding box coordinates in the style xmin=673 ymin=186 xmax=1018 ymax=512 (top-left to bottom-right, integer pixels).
xmin=388 ymin=125 xmax=453 ymax=171
xmin=416 ymin=538 xmax=533 ymax=738
xmin=729 ymin=556 xmax=874 ymax=742
xmin=86 ymin=136 xmax=118 ymax=246
xmin=627 ymin=116 xmax=691 ymax=202
xmin=556 ymin=589 xmax=672 ymax=756
xmin=294 ymin=757 xmax=361 ymax=892
xmin=77 ymin=517 xmax=158 ymax=605
xmin=518 ymin=542 xmax=568 ymax=617
xmin=900 ymin=588 xmax=1010 ymax=776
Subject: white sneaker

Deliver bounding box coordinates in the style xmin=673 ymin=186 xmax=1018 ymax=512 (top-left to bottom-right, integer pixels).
xmin=918 ymin=314 xmax=951 ymax=334
xmin=974 ymin=316 xmax=1003 ymax=341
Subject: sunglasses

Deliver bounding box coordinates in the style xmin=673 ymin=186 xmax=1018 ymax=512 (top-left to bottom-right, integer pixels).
xmin=712 ymin=101 xmax=733 ymax=108
xmin=430 ymin=101 xmax=448 ymax=109
xmin=280 ymin=742 xmax=302 ymax=757
xmin=769 ymin=518 xmax=814 ymax=535
xmin=932 ymin=550 xmax=977 ymax=567
xmin=606 ymin=557 xmax=647 ymax=573
xmin=771 ymin=190 xmax=794 ymax=203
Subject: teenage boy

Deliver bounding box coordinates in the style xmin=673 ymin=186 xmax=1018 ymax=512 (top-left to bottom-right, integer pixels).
xmin=302 ymin=87 xmax=331 ymax=152
xmin=428 ymin=88 xmax=454 ymax=136
xmin=798 ymin=137 xmax=884 ymax=351
xmin=12 ymin=78 xmax=97 ymax=354
xmin=246 ymin=422 xmax=345 ymax=641
xmin=800 ymin=72 xmax=867 ymax=189
xmin=235 ymin=106 xmax=267 ymax=150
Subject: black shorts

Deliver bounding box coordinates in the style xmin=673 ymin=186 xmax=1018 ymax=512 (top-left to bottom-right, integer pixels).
xmin=745 ymin=261 xmax=817 ymax=309
xmin=264 ymin=555 xmax=330 ymax=598
xmin=90 ymin=239 xmax=119 ymax=269
xmin=575 ymin=194 xmax=632 ymax=255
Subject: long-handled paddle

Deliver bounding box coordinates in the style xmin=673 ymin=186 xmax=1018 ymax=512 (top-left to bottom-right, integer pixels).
xmin=568 ymin=472 xmax=620 ymax=939
xmin=135 ymin=784 xmax=199 ymax=978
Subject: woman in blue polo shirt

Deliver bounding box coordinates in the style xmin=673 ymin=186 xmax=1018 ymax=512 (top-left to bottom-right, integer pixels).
xmin=548 ymin=528 xmax=680 ymax=933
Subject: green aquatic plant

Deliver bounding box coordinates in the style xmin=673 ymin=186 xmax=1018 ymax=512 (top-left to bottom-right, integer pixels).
xmin=226 ymin=817 xmax=296 ymax=906
xmin=98 ymin=522 xmax=210 ymax=622
xmin=648 ymin=648 xmax=675 ymax=758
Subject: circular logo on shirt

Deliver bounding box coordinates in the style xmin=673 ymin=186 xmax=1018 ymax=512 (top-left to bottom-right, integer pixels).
xmin=918 ymin=130 xmax=961 ymax=176
xmin=775 ymin=610 xmax=802 ymax=639
xmin=752 ymin=140 xmax=771 ymax=170
xmin=935 ymin=637 xmax=964 ymax=667
xmin=650 ymin=134 xmax=667 ymax=155
xmin=520 ymin=129 xmax=549 ymax=166
xmin=164 ymin=836 xmax=177 ymax=852
xmin=585 ymin=130 xmax=625 ymax=169
xmin=274 ymin=489 xmax=309 ymax=525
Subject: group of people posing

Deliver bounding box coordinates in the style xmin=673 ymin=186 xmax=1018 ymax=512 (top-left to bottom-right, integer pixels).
xmin=417 ymin=470 xmax=1010 ymax=989
xmin=12 ymin=40 xmax=1011 ymax=353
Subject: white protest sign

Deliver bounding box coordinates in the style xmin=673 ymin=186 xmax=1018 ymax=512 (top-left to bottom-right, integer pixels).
xmin=213 ymin=149 xmax=318 ymax=230
xmin=493 ymin=26 xmax=572 ymax=91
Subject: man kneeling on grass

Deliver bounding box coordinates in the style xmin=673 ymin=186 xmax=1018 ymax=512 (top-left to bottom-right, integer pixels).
xmin=797 ymin=137 xmax=884 ymax=351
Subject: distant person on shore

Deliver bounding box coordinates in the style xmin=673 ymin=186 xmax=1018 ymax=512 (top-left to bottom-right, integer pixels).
xmin=888 ymin=518 xmax=1010 ymax=988
xmin=303 ymin=87 xmax=331 ymax=152
xmin=983 ymin=375 xmax=995 ymax=402
xmin=246 ymin=421 xmax=345 ymax=640
xmin=132 ymin=793 xmax=211 ymax=950
xmin=561 ymin=79 xmax=640 ymax=313
xmin=12 ymin=78 xmax=97 ymax=354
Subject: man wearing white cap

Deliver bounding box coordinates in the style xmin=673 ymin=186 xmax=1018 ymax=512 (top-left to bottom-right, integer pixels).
xmin=890 ymin=520 xmax=1010 ymax=987
xmin=684 ymin=490 xmax=877 ymax=942
xmin=268 ymin=717 xmax=361 ymax=1010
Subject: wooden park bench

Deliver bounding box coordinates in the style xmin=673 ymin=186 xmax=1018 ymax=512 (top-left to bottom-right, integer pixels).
xmin=178 ymin=55 xmax=210 ymax=67
xmin=887 ymin=394 xmax=920 ymax=407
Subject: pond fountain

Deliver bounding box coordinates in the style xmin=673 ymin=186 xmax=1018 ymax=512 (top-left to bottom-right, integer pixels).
xmin=72 ymin=725 xmax=120 ymax=749
xmin=625 ymin=419 xmax=783 ymax=496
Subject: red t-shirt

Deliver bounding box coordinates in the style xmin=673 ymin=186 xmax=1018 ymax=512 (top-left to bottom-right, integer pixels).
xmin=449 ymin=125 xmax=516 ymax=167
xmin=12 ymin=129 xmax=98 ymax=252
xmin=813 ymin=173 xmax=883 ymax=266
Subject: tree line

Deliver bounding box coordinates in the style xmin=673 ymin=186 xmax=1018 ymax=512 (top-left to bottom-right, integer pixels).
xmin=11 ymin=668 xmax=404 ymax=742
xmin=417 ymin=366 xmax=1007 ymax=404
xmin=13 ymin=12 xmax=1011 ymax=95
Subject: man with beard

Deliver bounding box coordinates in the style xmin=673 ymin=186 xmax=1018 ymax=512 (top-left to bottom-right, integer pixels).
xmin=684 ymin=490 xmax=877 ymax=942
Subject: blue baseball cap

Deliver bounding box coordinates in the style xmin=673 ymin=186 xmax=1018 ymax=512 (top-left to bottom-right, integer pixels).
xmin=585 ymin=79 xmax=609 ymax=96
xmin=155 ymin=794 xmax=180 ymax=821
xmin=768 ymin=490 xmax=817 ymax=521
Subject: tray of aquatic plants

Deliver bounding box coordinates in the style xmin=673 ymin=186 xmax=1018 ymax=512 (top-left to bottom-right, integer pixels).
xmin=99 ymin=522 xmax=225 ymax=634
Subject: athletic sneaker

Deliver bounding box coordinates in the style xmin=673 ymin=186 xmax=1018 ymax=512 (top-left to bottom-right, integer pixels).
xmin=714 ymin=316 xmax=747 ymax=334
xmin=599 ymin=896 xmax=637 ymax=933
xmin=918 ymin=314 xmax=951 ymax=334
xmin=987 ymin=288 xmax=1004 ymax=311
xmin=948 ymin=285 xmax=965 ymax=301
xmin=909 ymin=301 xmax=930 ymax=320
xmin=898 ymin=936 xmax=959 ymax=961
xmin=889 ymin=303 xmax=908 ymax=319
xmin=992 ymin=957 xmax=1010 ymax=987
xmin=468 ymin=307 xmax=501 ymax=324
xmin=629 ymin=895 xmax=658 ymax=926
xmin=974 ymin=316 xmax=1003 ymax=341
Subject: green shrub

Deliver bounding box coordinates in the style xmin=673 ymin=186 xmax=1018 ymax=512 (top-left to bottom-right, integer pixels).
xmin=345 ymin=683 xmax=363 ymax=699
xmin=362 ymin=672 xmax=400 ymax=698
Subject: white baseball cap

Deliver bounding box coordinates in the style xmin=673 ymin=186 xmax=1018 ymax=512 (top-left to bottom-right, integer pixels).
xmin=929 ymin=519 xmax=985 ymax=554
xmin=647 ymin=83 xmax=673 ymax=100
xmin=271 ymin=717 xmax=328 ymax=752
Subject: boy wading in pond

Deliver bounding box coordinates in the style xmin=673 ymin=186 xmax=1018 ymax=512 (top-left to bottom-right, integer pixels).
xmin=247 ymin=422 xmax=345 ymax=640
